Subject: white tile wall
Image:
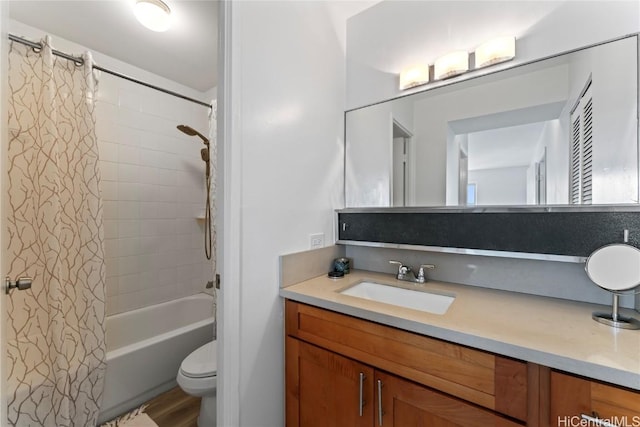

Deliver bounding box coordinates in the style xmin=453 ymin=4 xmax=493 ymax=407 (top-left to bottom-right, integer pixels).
xmin=96 ymin=74 xmax=213 ymax=316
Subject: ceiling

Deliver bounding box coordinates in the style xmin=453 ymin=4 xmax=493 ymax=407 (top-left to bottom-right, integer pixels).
xmin=8 ymin=0 xmax=218 ymax=92
xmin=468 ymin=121 xmax=549 ymax=171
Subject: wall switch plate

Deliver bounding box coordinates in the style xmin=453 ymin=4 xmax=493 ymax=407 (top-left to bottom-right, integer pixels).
xmin=309 ymin=233 xmax=325 ymax=249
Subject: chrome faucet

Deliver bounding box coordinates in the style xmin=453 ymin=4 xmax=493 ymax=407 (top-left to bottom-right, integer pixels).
xmin=389 ymin=261 xmax=435 ymax=284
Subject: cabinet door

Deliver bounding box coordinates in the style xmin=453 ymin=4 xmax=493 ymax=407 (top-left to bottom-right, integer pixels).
xmin=375 ymin=371 xmax=523 ymax=427
xmin=286 ymin=337 xmax=374 ymax=427
xmin=550 ymin=371 xmax=640 ymax=426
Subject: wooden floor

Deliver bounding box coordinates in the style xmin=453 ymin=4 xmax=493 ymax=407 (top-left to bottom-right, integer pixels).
xmin=145 ymin=386 xmax=201 ymax=427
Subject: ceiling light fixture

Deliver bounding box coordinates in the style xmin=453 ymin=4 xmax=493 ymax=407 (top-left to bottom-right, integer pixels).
xmin=134 ymin=0 xmax=172 ymax=32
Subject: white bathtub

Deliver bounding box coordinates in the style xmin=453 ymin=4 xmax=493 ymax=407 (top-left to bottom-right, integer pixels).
xmin=98 ymin=293 xmax=215 ymax=424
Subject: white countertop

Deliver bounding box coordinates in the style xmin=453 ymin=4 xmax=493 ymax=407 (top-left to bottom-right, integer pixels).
xmin=280 ymin=270 xmax=640 ymax=390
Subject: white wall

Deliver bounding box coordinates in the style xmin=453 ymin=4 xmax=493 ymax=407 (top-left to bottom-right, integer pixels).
xmin=347 ymin=0 xmax=640 ymax=109
xmin=346 ymin=96 xmax=415 ymax=207
xmin=223 ymin=2 xmax=346 ymax=425
xmin=9 ymin=20 xmax=214 ymax=315
xmin=468 ymin=166 xmax=528 ymax=205
xmin=346 ymin=104 xmax=393 ymax=206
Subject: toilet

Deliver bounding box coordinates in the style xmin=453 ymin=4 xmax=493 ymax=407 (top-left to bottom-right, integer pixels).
xmin=177 ymin=340 xmax=217 ymax=426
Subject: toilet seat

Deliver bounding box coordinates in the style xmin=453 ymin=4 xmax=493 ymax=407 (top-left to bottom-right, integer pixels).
xmin=180 ymin=341 xmax=217 ymax=379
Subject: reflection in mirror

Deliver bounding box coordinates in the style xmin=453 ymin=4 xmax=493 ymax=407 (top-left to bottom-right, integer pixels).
xmin=345 ymin=35 xmax=639 ymax=208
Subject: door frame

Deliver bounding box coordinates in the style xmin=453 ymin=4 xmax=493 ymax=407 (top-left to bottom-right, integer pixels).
xmin=217 ymin=1 xmax=241 ymax=425
xmin=536 ymin=147 xmax=547 ymax=205
xmin=390 ymin=118 xmax=414 ymax=207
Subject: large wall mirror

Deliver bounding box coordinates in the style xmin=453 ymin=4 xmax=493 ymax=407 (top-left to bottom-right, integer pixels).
xmin=345 ymin=35 xmax=639 ymax=208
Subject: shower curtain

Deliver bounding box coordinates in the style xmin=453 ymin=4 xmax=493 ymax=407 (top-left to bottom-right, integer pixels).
xmin=6 ymin=36 xmax=106 ymax=426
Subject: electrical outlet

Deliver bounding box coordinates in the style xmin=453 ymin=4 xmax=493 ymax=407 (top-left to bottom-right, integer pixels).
xmin=309 ymin=233 xmax=325 ymax=249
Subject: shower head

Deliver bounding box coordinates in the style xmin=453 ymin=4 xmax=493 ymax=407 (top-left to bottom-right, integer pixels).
xmin=177 ymin=124 xmax=210 ymax=146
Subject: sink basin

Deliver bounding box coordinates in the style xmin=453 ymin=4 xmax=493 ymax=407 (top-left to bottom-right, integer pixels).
xmin=339 ymin=281 xmax=455 ymax=315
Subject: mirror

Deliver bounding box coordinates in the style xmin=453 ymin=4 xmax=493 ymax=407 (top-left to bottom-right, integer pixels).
xmin=345 ymin=35 xmax=639 ymax=208
xmin=585 ymin=243 xmax=640 ymax=292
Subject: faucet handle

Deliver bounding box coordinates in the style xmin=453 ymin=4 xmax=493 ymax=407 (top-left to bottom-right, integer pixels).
xmin=416 ymin=264 xmax=436 ymax=283
xmin=389 ymin=260 xmax=411 ymax=276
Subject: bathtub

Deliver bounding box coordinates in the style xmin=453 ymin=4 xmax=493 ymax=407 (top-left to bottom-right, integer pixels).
xmin=98 ymin=293 xmax=215 ymax=424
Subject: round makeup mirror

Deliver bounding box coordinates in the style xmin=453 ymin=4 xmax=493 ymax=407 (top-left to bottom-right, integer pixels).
xmin=586 ymin=244 xmax=640 ymax=291
xmin=585 ymin=243 xmax=640 ymax=329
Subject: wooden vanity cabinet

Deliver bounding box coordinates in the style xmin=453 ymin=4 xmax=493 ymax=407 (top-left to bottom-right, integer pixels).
xmin=285 ymin=301 xmax=640 ymax=427
xmin=285 ymin=301 xmax=528 ymax=426
xmin=549 ymin=370 xmax=640 ymax=425
xmin=286 ymin=337 xmax=374 ymax=427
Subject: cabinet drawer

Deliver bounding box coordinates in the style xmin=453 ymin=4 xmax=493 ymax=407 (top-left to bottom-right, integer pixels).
xmin=550 ymin=370 xmax=640 ymax=423
xmin=285 ymin=301 xmax=528 ymax=421
xmin=378 ymin=371 xmax=524 ymax=427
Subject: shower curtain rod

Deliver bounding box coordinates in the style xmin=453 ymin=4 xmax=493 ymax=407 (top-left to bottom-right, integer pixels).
xmin=8 ymin=34 xmax=212 ymax=110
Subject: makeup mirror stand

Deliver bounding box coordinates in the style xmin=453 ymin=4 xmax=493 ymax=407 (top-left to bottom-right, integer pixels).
xmin=592 ymin=293 xmax=640 ymax=330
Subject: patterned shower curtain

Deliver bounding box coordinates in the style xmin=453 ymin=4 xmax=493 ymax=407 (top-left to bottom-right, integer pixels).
xmin=6 ymin=36 xmax=106 ymax=426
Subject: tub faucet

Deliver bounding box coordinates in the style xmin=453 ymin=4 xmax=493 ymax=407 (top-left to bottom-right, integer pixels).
xmin=389 ymin=261 xmax=435 ymax=284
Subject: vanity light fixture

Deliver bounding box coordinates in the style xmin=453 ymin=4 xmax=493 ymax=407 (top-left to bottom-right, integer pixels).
xmin=434 ymin=51 xmax=469 ymax=80
xmin=398 ymin=35 xmax=516 ymax=90
xmin=475 ymin=36 xmax=516 ymax=68
xmin=399 ymin=64 xmax=430 ymax=90
xmin=134 ymin=0 xmax=172 ymax=32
